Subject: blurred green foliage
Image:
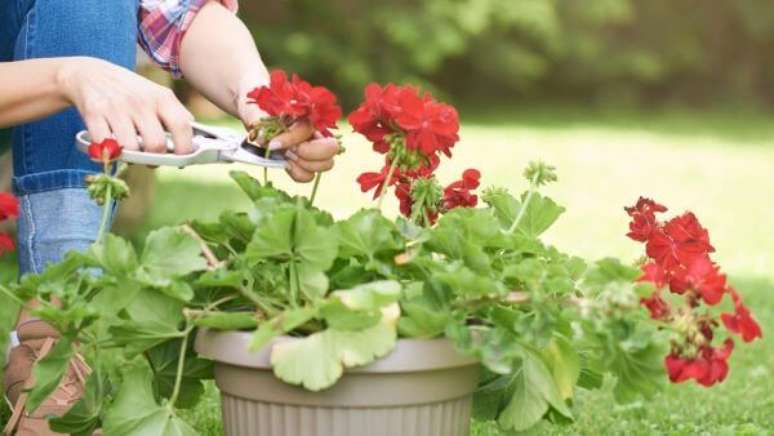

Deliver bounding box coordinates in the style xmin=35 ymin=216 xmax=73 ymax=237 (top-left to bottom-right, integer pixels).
xmin=242 ymin=0 xmax=774 ymax=109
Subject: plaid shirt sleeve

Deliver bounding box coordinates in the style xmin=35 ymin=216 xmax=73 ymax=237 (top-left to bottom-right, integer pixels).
xmin=138 ymin=0 xmax=239 ymax=78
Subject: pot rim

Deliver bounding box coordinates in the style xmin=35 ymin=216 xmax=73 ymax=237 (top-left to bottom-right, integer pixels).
xmin=195 ymin=329 xmax=479 ymax=373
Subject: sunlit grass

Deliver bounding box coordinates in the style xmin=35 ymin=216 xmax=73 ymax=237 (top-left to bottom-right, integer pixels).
xmin=130 ymin=112 xmax=774 ymax=435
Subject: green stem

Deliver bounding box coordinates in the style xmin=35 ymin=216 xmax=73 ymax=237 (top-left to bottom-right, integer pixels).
xmin=289 ymin=262 xmax=299 ymax=308
xmin=263 ymin=145 xmax=271 ymax=185
xmin=168 ymin=326 xmax=193 ymax=408
xmin=96 ymin=183 xmax=112 ymax=244
xmin=507 ymin=175 xmax=539 ymax=234
xmin=0 ymin=284 xmax=24 ymax=306
xmin=377 ymin=159 xmax=399 ymax=210
xmin=309 ymin=173 xmax=322 ymax=206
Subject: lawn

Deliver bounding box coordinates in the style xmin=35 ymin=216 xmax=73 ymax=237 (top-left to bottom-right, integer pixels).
xmin=6 ymin=109 xmax=774 ymax=435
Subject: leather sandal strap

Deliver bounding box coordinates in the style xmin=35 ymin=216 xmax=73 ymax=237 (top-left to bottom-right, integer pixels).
xmin=3 ymin=337 xmax=56 ymax=435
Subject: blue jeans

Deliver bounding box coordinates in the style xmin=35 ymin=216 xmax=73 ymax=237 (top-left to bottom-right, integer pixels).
xmin=0 ymin=0 xmax=138 ymax=274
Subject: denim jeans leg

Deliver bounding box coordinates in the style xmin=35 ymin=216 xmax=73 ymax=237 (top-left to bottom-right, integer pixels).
xmin=11 ymin=0 xmax=138 ymax=274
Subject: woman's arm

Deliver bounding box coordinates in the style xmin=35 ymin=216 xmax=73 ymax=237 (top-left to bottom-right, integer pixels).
xmin=0 ymin=57 xmax=195 ymax=153
xmin=179 ymin=1 xmax=339 ymax=182
xmin=0 ymin=59 xmax=70 ymax=128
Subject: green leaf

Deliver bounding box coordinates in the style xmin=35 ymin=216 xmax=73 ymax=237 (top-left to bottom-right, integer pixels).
xmin=27 ymin=338 xmax=75 ymax=414
xmin=88 ymin=234 xmax=138 ymax=275
xmin=247 ymin=207 xmax=337 ymax=301
xmin=607 ymin=341 xmax=666 ymax=403
xmin=271 ymin=321 xmax=397 ymax=391
xmin=435 ymin=264 xmax=507 ymax=298
xmin=138 ymin=227 xmax=208 ymax=297
xmin=109 ymin=290 xmax=185 ymax=355
xmin=335 ymin=210 xmax=400 ymax=260
xmin=245 ymin=208 xmax=295 ymax=259
xmin=147 ymin=339 xmax=213 ymax=409
xmin=541 ymin=336 xmax=580 ymax=400
xmin=293 ymin=208 xmax=338 ymax=271
xmin=514 ymin=193 xmax=565 ymax=238
xmin=398 ymin=299 xmax=450 ymax=338
xmin=320 ymin=281 xmax=402 ymax=330
xmin=482 ymin=187 xmax=520 ymax=229
xmin=91 ymin=281 xmax=142 ymax=316
xmin=49 ymin=374 xmax=102 ymax=436
xmin=249 ymin=307 xmax=318 ymax=351
xmin=498 ymin=347 xmax=572 ymax=432
xmin=429 ymin=208 xmax=500 ymax=273
xmin=584 ymin=258 xmax=640 ymax=289
xmin=103 ymin=361 xmax=197 ymax=436
xmin=230 ymin=170 xmax=265 ymax=201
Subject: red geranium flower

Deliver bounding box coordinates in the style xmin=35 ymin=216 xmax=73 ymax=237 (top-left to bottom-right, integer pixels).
xmin=665 ymin=339 xmax=734 ymax=387
xmin=443 ymin=169 xmax=481 ymax=210
xmin=721 ymin=289 xmax=762 ymax=342
xmin=392 ymin=89 xmax=460 ymax=158
xmin=248 ymin=70 xmax=341 ymax=137
xmin=0 ymin=193 xmax=19 ymax=221
xmin=668 ymin=255 xmax=726 ymax=305
xmin=356 ymin=163 xmax=401 ymax=199
xmin=641 ymin=293 xmax=669 ymax=320
xmin=0 ymin=232 xmax=14 ymax=255
xmin=87 ymin=139 xmax=122 ymax=163
xmin=625 ymin=197 xmax=667 ymax=242
xmin=638 ymin=262 xmax=667 ymax=288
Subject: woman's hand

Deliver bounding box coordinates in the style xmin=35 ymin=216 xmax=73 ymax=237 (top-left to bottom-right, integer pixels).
xmin=237 ymin=85 xmax=339 ymax=183
xmin=57 ymin=56 xmax=194 ymax=154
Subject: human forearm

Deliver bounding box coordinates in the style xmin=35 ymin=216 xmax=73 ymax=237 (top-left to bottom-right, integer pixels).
xmin=0 ymin=59 xmax=70 ymax=128
xmin=179 ymin=1 xmax=269 ymax=124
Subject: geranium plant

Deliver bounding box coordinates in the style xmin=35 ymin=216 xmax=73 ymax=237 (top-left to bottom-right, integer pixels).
xmin=0 ymin=73 xmax=761 ymax=435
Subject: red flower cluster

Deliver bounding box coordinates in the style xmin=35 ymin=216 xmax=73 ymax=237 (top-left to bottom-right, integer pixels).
xmin=665 ymin=339 xmax=733 ymax=387
xmin=443 ymin=169 xmax=481 ymax=210
xmin=348 ymin=84 xmax=460 ymax=159
xmin=626 ymin=197 xmax=762 ymax=387
xmin=350 ymin=83 xmax=474 ymax=226
xmin=247 ymin=70 xmax=342 ymax=137
xmin=87 ymin=138 xmax=122 ymax=164
xmin=0 ymin=192 xmax=18 ymax=255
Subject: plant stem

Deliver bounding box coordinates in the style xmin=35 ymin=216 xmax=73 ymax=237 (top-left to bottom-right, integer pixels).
xmin=263 ymin=145 xmax=271 ymax=185
xmin=289 ymin=261 xmax=299 ymax=308
xmin=309 ymin=173 xmax=322 ymax=206
xmin=182 ymin=224 xmax=221 ymax=268
xmin=0 ymin=284 xmax=24 ymax=306
xmin=507 ymin=175 xmax=539 ymax=234
xmin=377 ymin=159 xmax=399 ymax=210
xmin=168 ymin=326 xmax=192 ymax=409
xmin=96 ymin=183 xmax=112 ymax=244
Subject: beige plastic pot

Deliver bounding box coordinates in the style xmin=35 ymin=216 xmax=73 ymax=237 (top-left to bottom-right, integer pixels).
xmin=195 ymin=330 xmax=480 ymax=436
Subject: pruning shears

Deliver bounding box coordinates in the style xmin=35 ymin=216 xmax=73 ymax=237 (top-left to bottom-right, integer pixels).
xmin=75 ymin=122 xmax=288 ymax=169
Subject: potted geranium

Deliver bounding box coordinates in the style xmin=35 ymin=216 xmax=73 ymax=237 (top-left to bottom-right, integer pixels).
xmin=0 ymin=73 xmax=762 ymax=436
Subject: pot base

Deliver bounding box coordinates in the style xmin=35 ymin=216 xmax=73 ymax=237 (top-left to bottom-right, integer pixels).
xmin=221 ymin=393 xmax=472 ymax=436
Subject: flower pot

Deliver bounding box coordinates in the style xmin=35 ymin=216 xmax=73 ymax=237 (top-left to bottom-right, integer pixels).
xmin=195 ymin=330 xmax=480 ymax=436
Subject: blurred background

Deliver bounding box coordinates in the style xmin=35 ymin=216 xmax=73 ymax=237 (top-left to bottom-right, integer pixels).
xmin=3 ymin=0 xmax=774 ymax=434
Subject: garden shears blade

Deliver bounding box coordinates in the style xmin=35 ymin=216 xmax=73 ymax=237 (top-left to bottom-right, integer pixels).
xmin=75 ymin=122 xmax=288 ymax=169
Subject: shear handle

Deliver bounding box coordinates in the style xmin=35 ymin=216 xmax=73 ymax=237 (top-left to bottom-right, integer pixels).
xmin=74 ymin=130 xmax=219 ymax=167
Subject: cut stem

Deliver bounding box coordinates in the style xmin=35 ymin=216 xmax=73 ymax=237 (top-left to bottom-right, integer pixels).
xmin=309 ymin=173 xmax=322 ymax=206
